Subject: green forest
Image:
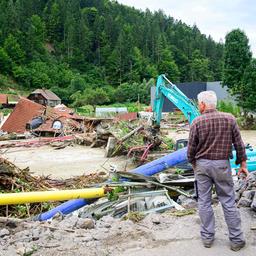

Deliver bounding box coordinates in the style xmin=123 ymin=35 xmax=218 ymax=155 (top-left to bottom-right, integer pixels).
xmin=0 ymin=0 xmax=225 ymax=107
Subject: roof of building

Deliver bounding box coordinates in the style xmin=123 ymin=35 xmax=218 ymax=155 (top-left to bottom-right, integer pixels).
xmin=30 ymin=89 xmax=61 ymax=101
xmin=1 ymin=97 xmax=45 ymax=133
xmin=0 ymin=94 xmax=8 ymax=105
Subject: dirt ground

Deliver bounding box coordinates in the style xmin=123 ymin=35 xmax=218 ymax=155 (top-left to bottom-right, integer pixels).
xmin=0 ymin=205 xmax=255 ymax=256
xmin=1 ymin=145 xmax=135 ymax=179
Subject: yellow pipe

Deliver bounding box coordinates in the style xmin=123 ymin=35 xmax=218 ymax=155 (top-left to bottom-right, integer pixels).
xmin=0 ymin=187 xmax=106 ymax=205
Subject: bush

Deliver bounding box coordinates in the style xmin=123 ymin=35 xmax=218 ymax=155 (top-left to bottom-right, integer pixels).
xmin=76 ymin=105 xmax=94 ymax=116
xmin=217 ymin=100 xmax=241 ymax=117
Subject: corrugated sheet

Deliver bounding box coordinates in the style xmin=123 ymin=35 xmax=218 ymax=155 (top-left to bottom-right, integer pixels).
xmin=95 ymin=107 xmax=128 ymax=117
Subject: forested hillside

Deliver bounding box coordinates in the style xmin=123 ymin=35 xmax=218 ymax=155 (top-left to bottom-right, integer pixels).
xmin=0 ymin=0 xmax=224 ymax=106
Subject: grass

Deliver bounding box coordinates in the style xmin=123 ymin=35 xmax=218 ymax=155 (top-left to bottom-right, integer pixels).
xmin=122 ymin=212 xmax=145 ymax=222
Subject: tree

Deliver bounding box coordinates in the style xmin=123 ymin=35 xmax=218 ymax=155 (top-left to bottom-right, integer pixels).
xmin=0 ymin=48 xmax=12 ymax=74
xmin=4 ymin=34 xmax=25 ymax=64
xmin=0 ymin=0 xmax=225 ymax=108
xmin=157 ymin=48 xmax=180 ymax=82
xmin=69 ymin=77 xmax=86 ymax=93
xmin=44 ymin=1 xmax=62 ymax=42
xmin=76 ymin=87 xmax=110 ymax=109
xmin=189 ymin=50 xmax=213 ymax=81
xmin=26 ymin=15 xmax=46 ymax=58
xmin=223 ymin=29 xmax=252 ymax=94
xmin=239 ymin=59 xmax=256 ymax=111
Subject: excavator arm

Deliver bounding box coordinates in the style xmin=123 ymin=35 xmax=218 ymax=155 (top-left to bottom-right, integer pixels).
xmin=153 ymin=74 xmax=256 ymax=173
xmin=153 ymin=74 xmax=200 ymax=125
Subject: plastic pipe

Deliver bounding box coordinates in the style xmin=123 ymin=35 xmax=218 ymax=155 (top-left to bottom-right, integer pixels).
xmin=132 ymin=147 xmax=188 ymax=176
xmin=35 ymin=199 xmax=89 ymax=221
xmin=0 ymin=187 xmax=105 ymax=205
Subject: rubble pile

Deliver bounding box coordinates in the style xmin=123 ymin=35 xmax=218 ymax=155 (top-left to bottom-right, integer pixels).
xmin=236 ymin=171 xmax=256 ymax=211
xmin=0 ymin=157 xmax=107 ymax=218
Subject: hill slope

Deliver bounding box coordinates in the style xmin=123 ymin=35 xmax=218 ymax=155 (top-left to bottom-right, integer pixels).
xmin=0 ymin=0 xmax=223 ymax=105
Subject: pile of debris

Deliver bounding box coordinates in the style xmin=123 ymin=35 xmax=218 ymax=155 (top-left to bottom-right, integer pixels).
xmin=0 ymin=153 xmax=196 ymax=220
xmin=236 ymin=171 xmax=256 ymax=211
xmin=74 ymin=118 xmax=171 ymax=162
xmin=0 ymin=157 xmax=107 ymax=218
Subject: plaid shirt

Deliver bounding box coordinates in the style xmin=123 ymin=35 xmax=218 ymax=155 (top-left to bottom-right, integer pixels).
xmin=187 ymin=109 xmax=247 ymax=165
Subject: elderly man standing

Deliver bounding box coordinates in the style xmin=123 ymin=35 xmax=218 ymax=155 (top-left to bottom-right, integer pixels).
xmin=187 ymin=91 xmax=248 ymax=251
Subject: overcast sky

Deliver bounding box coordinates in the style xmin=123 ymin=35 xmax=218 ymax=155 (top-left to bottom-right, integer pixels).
xmin=117 ymin=0 xmax=256 ymax=56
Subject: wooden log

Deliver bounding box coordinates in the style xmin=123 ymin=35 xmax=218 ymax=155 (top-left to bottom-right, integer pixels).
xmin=105 ymin=137 xmax=118 ymax=158
xmin=120 ymin=125 xmax=143 ymax=142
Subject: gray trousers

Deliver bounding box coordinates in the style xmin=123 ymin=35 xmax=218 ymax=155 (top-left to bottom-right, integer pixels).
xmin=195 ymin=159 xmax=244 ymax=243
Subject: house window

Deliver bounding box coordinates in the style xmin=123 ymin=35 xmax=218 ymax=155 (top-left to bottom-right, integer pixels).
xmin=52 ymin=120 xmax=62 ymax=129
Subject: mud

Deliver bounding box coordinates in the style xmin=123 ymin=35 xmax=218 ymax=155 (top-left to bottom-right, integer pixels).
xmin=1 ymin=145 xmax=135 ymax=179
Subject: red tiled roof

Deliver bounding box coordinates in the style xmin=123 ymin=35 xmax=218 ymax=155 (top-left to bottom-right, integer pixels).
xmin=0 ymin=94 xmax=8 ymax=105
xmin=1 ymin=97 xmax=45 ymax=133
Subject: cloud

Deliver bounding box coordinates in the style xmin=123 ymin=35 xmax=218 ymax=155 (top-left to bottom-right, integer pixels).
xmin=117 ymin=0 xmax=256 ymax=56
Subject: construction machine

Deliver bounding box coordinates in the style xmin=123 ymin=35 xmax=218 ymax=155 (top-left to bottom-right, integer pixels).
xmin=153 ymin=74 xmax=256 ymax=173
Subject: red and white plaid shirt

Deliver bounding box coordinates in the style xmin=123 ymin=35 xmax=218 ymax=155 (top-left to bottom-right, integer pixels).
xmin=187 ymin=109 xmax=247 ymax=165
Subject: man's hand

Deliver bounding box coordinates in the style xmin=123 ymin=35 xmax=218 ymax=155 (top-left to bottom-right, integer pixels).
xmin=238 ymin=161 xmax=249 ymax=178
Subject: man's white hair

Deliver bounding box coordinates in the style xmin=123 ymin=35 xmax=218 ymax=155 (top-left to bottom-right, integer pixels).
xmin=197 ymin=91 xmax=217 ymax=108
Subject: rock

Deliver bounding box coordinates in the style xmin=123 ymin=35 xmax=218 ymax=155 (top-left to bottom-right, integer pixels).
xmin=101 ymin=215 xmax=115 ymax=224
xmin=0 ymin=228 xmax=10 ymax=237
xmin=242 ymin=190 xmax=254 ymax=200
xmin=178 ymin=195 xmax=198 ymax=208
xmin=32 ymin=228 xmax=41 ymax=241
xmin=92 ymin=232 xmax=107 ymax=241
xmin=15 ymin=242 xmax=26 ymax=255
xmin=15 ymin=229 xmax=31 ymax=238
xmin=238 ymin=197 xmax=252 ymax=207
xmin=146 ymin=213 xmax=161 ymax=225
xmin=59 ymin=215 xmax=79 ymax=229
xmin=101 ymin=215 xmax=116 ymax=228
xmin=81 ymin=233 xmax=93 ymax=242
xmin=76 ymin=218 xmax=95 ymax=229
xmin=251 ymin=193 xmax=256 ymax=211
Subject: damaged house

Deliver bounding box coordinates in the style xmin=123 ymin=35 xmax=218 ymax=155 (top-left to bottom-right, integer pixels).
xmin=28 ymin=89 xmax=61 ymax=107
xmin=1 ymin=98 xmax=83 ymax=136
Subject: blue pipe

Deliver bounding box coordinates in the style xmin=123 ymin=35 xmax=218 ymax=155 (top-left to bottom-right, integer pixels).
xmin=35 ymin=199 xmax=89 ymax=221
xmin=36 ymin=148 xmax=188 ymax=221
xmin=132 ymin=147 xmax=187 ymax=176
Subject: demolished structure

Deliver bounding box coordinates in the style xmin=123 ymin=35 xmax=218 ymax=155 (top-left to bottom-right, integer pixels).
xmin=1 ymin=98 xmax=83 ymax=136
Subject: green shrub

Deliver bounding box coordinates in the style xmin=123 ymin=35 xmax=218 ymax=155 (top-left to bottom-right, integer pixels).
xmin=217 ymin=100 xmax=241 ymax=117
xmin=76 ymin=105 xmax=94 ymax=116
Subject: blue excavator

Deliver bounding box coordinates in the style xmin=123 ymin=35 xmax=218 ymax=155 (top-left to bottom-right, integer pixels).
xmin=153 ymin=74 xmax=256 ymax=173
